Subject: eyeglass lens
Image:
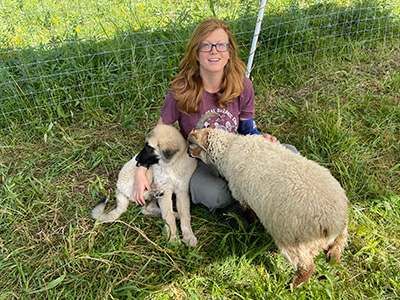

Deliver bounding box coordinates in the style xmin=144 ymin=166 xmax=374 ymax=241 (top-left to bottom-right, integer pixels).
xmin=199 ymin=43 xmax=229 ymax=52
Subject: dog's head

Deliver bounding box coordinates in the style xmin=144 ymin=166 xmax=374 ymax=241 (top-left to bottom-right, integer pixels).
xmin=187 ymin=112 xmax=221 ymax=159
xmin=136 ymin=124 xmax=186 ymax=166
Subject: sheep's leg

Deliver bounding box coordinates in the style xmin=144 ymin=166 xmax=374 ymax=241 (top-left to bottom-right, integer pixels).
xmin=175 ymin=192 xmax=197 ymax=248
xmin=157 ymin=190 xmax=179 ymax=244
xmin=280 ymin=243 xmax=318 ymax=290
xmin=291 ymin=262 xmax=315 ymax=290
xmin=326 ymin=225 xmax=348 ymax=263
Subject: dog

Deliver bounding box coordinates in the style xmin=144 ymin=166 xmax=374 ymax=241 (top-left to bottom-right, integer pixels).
xmin=91 ymin=124 xmax=198 ymax=247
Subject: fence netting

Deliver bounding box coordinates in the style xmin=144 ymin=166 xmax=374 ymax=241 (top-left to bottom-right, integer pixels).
xmin=1 ymin=0 xmax=399 ymax=129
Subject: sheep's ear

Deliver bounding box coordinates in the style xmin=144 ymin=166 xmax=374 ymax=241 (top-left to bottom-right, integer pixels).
xmin=210 ymin=124 xmax=216 ymax=129
xmin=191 ymin=147 xmax=203 ymax=157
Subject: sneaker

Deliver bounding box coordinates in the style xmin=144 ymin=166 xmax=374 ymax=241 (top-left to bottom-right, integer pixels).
xmin=217 ymin=202 xmax=249 ymax=231
xmin=245 ymin=207 xmax=256 ymax=224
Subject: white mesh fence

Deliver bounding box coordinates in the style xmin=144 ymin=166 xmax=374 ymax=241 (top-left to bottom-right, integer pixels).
xmin=0 ymin=0 xmax=399 ymax=129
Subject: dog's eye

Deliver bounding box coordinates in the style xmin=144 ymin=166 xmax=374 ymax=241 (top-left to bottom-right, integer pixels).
xmin=145 ymin=143 xmax=155 ymax=151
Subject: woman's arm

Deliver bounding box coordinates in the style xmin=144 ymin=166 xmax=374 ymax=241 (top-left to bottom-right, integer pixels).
xmin=157 ymin=117 xmax=164 ymax=125
xmin=133 ymin=166 xmax=151 ymax=206
xmin=133 ymin=117 xmax=165 ymax=206
xmin=238 ymin=117 xmax=280 ymax=143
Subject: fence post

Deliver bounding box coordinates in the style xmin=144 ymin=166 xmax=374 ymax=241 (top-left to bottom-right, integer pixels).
xmin=246 ymin=0 xmax=267 ymax=78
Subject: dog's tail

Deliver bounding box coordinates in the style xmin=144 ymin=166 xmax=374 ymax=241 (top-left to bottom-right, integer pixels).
xmin=91 ymin=189 xmax=130 ymax=222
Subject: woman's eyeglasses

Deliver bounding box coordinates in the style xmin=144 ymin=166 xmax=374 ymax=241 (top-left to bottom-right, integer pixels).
xmin=198 ymin=43 xmax=230 ymax=52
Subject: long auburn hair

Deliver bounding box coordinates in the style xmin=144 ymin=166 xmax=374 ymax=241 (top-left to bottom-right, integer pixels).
xmin=171 ymin=18 xmax=247 ymax=114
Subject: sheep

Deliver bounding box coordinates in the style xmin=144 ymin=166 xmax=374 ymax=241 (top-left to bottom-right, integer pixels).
xmin=187 ymin=112 xmax=349 ymax=289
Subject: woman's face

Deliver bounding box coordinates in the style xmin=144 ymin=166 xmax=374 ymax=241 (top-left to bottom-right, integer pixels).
xmin=197 ymin=28 xmax=230 ymax=78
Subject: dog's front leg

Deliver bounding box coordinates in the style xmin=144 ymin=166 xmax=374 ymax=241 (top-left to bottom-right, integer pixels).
xmin=176 ymin=192 xmax=198 ymax=247
xmin=157 ymin=190 xmax=179 ymax=244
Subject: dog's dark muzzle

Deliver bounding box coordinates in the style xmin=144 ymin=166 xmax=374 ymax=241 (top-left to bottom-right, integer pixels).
xmin=136 ymin=143 xmax=160 ymax=166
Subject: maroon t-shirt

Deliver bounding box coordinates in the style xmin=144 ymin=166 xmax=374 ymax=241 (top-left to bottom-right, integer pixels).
xmin=160 ymin=77 xmax=255 ymax=139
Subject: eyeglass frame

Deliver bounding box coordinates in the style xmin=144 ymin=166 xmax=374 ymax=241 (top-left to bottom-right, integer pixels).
xmin=198 ymin=43 xmax=230 ymax=53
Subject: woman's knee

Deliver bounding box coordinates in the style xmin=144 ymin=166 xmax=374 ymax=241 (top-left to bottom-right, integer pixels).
xmin=282 ymin=143 xmax=299 ymax=154
xmin=189 ymin=162 xmax=234 ymax=211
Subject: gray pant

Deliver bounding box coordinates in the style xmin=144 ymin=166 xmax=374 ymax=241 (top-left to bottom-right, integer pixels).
xmin=189 ymin=143 xmax=298 ymax=211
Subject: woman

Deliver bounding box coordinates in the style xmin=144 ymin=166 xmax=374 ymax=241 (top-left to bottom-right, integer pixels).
xmin=133 ymin=18 xmax=297 ymax=228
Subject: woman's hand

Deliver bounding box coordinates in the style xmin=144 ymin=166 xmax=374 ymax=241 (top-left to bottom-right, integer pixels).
xmin=262 ymin=133 xmax=280 ymax=144
xmin=133 ymin=166 xmax=151 ymax=206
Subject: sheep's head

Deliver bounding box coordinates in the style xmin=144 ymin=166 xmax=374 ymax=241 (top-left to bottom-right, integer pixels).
xmin=187 ymin=112 xmax=221 ymax=158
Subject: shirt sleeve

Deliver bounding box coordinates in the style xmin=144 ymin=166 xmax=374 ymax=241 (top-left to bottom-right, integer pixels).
xmin=160 ymin=89 xmax=180 ymax=125
xmin=238 ymin=77 xmax=256 ymax=120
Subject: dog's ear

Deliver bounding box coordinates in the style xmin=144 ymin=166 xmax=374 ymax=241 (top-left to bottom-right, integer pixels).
xmin=161 ymin=148 xmax=179 ymax=163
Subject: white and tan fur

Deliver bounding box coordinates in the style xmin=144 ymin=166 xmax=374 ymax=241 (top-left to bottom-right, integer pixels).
xmin=91 ymin=124 xmax=198 ymax=247
xmin=187 ymin=113 xmax=348 ymax=289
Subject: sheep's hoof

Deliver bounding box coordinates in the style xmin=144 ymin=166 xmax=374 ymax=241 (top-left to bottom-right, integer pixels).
xmin=325 ymin=248 xmax=341 ymax=263
xmin=290 ymin=264 xmax=315 ymax=290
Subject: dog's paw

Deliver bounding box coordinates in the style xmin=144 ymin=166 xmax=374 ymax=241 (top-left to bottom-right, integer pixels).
xmin=142 ymin=199 xmax=161 ymax=216
xmin=142 ymin=207 xmax=161 ymax=216
xmin=168 ymin=235 xmax=181 ymax=245
xmin=184 ymin=235 xmax=198 ymax=248
xmin=149 ymin=190 xmax=164 ymax=199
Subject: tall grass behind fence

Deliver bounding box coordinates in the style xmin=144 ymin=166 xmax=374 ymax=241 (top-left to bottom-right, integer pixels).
xmin=0 ymin=0 xmax=399 ymax=129
xmin=0 ymin=0 xmax=256 ymax=129
xmin=254 ymin=0 xmax=400 ymax=72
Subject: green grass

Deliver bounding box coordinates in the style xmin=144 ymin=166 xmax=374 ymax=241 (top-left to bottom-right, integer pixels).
xmin=1 ymin=43 xmax=399 ymax=299
xmin=1 ymin=0 xmax=399 ymax=128
xmin=1 ymin=0 xmax=400 ymax=299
